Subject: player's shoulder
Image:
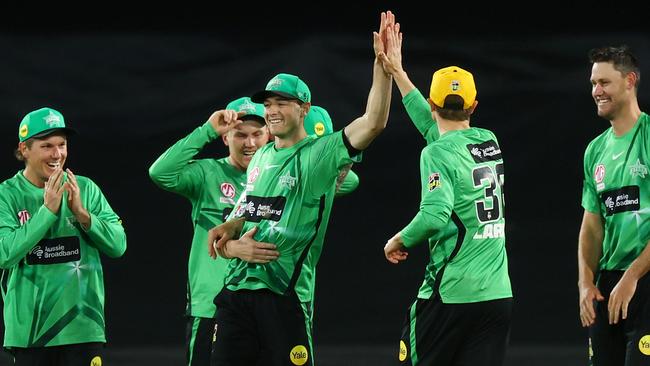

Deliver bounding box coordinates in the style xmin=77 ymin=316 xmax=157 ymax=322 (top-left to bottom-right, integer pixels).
xmin=0 ymin=173 xmax=21 ymax=195
xmin=584 ymin=127 xmax=611 ymax=154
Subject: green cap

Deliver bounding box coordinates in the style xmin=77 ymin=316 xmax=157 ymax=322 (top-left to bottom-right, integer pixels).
xmin=225 ymin=97 xmax=266 ymax=124
xmin=251 ymin=73 xmax=311 ymax=104
xmin=18 ymin=107 xmax=76 ymax=142
xmin=304 ymin=105 xmax=334 ymax=137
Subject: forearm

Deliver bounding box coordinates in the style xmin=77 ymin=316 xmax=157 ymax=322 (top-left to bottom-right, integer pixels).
xmin=393 ymin=68 xmax=416 ymax=97
xmin=84 ymin=214 xmax=127 ymax=258
xmin=365 ymin=58 xmax=393 ymax=132
xmin=577 ymin=219 xmax=603 ymax=286
xmin=0 ymin=205 xmax=57 ymax=268
xmin=623 ymin=240 xmax=650 ymax=281
xmin=400 ymin=209 xmax=447 ymax=248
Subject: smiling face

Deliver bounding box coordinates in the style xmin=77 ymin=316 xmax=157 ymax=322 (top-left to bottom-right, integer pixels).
xmin=590 ymin=61 xmax=636 ymax=121
xmin=223 ymin=119 xmax=269 ymax=171
xmin=19 ymin=132 xmax=68 ymax=187
xmin=263 ymin=96 xmax=309 ymax=142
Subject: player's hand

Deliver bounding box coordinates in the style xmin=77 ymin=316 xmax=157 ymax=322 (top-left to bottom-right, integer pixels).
xmin=219 ymin=227 xmax=279 ymax=263
xmin=208 ymin=218 xmax=245 ymax=259
xmin=608 ymin=273 xmax=638 ymax=324
xmin=208 ymin=110 xmax=244 ymax=136
xmin=377 ymin=22 xmax=403 ymax=76
xmin=578 ymin=282 xmax=604 ymax=327
xmin=384 ymin=231 xmax=408 ymax=264
xmin=63 ymin=169 xmax=91 ymax=229
xmin=43 ymin=167 xmax=66 ymax=214
xmin=373 ymin=11 xmax=395 ymax=59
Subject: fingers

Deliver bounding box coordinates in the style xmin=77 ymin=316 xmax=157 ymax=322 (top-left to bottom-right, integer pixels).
xmin=579 ymin=298 xmax=596 ymax=327
xmin=242 ymin=226 xmax=258 ymax=238
xmin=207 ymin=229 xmax=217 ymax=259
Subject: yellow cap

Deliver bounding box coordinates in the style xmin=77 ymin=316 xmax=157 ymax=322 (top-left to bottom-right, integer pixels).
xmin=429 ymin=66 xmax=477 ymax=110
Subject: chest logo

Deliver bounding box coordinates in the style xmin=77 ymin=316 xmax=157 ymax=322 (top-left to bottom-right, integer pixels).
xmin=248 ymin=166 xmax=260 ymax=184
xmin=279 ymin=172 xmax=297 ymax=190
xmin=220 ymin=183 xmax=236 ymax=198
xmin=629 ymin=159 xmax=648 ymax=178
xmin=17 ymin=210 xmax=30 ymax=225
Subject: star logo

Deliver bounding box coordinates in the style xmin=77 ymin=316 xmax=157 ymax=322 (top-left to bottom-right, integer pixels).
xmin=268 ymin=77 xmax=283 ymax=89
xmin=629 ymin=159 xmax=648 ymax=178
xmin=279 ymin=172 xmax=297 ymax=190
xmin=43 ymin=111 xmax=61 ymax=127
xmin=238 ymin=100 xmax=258 ymax=114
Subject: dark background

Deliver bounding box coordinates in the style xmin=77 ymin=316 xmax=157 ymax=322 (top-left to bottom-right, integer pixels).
xmin=1 ymin=3 xmax=648 ymax=361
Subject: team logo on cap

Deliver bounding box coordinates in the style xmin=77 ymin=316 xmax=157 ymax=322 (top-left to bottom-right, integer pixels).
xmin=19 ymin=124 xmax=28 ymax=138
xmin=238 ymin=100 xmax=258 ymax=114
xmin=451 ymin=80 xmax=460 ymax=91
xmin=268 ymin=77 xmax=283 ymax=89
xmin=44 ymin=111 xmax=61 ymax=127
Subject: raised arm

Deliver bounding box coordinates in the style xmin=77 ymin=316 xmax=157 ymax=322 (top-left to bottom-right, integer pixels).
xmin=343 ymin=11 xmax=394 ymax=150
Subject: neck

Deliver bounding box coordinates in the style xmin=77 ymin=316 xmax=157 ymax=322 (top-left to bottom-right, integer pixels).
xmin=22 ymin=168 xmax=45 ymax=188
xmin=437 ymin=119 xmax=470 ymax=136
xmin=610 ymin=101 xmax=642 ymax=136
xmin=274 ymin=129 xmax=308 ymax=149
xmin=227 ymin=157 xmax=246 ymax=172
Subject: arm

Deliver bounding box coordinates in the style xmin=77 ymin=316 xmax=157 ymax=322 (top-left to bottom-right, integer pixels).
xmin=148 ymin=110 xmax=242 ymax=197
xmin=608 ymin=239 xmax=650 ymax=324
xmin=77 ymin=176 xmax=127 ymax=258
xmin=377 ymin=14 xmax=438 ymax=144
xmin=577 ymin=210 xmax=604 ymax=327
xmin=343 ymin=11 xmax=394 ymax=151
xmin=216 ymin=226 xmax=279 ymax=263
xmin=335 ymin=164 xmax=359 ymax=196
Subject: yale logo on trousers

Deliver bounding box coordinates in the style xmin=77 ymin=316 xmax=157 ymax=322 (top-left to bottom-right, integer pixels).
xmin=289 ymin=345 xmax=308 ymax=365
xmin=639 ymin=335 xmax=650 ymax=356
xmin=399 ymin=340 xmax=408 ymax=361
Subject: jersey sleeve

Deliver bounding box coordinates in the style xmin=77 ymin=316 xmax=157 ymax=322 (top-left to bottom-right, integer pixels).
xmin=581 ymin=145 xmax=600 ymax=214
xmin=148 ymin=121 xmax=218 ymax=199
xmin=308 ymin=131 xmax=355 ymax=196
xmin=401 ymin=145 xmax=455 ymax=247
xmin=0 ymin=196 xmax=57 ymax=269
xmin=402 ymin=88 xmax=439 ymax=144
xmin=81 ymin=177 xmax=127 ymax=258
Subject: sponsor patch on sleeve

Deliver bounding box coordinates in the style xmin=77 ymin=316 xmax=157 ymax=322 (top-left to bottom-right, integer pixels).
xmin=428 ymin=172 xmax=441 ymax=191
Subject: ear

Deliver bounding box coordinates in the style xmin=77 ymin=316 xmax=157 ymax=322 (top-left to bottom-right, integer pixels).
xmin=18 ymin=142 xmax=28 ymax=157
xmin=301 ymin=102 xmax=311 ymax=117
xmin=468 ymin=100 xmax=479 ymax=115
xmin=626 ymin=72 xmax=638 ymax=91
xmin=427 ymin=98 xmax=437 ymax=112
xmin=222 ymin=134 xmax=229 ymax=147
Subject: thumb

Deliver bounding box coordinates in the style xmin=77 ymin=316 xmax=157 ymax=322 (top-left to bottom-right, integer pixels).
xmin=595 ymin=289 xmax=605 ymax=301
xmin=243 ymin=226 xmax=258 ymax=238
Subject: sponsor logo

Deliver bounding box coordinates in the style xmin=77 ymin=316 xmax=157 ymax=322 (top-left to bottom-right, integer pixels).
xmin=90 ymin=356 xmax=102 ymax=366
xmin=314 ymin=122 xmax=325 ymax=136
xmin=19 ymin=124 xmax=28 ymax=138
xmin=594 ymin=164 xmax=605 ymax=184
xmin=639 ymin=335 xmax=650 ymax=356
xmin=44 ymin=111 xmax=61 ymax=127
xmin=629 ymin=159 xmax=648 ymax=178
xmin=26 ymin=237 xmax=81 ymax=265
xmin=248 ymin=167 xmax=260 ymax=184
xmin=279 ymin=172 xmax=297 ymax=190
xmin=399 ymin=340 xmax=408 ymax=362
xmin=451 ymin=80 xmax=460 ymax=91
xmin=289 ymin=345 xmax=308 ymax=365
xmin=601 ymin=186 xmax=640 ymax=216
xmin=238 ymin=195 xmax=286 ymax=223
xmin=428 ymin=172 xmax=440 ymax=191
xmin=612 ymin=151 xmax=624 ymax=160
xmin=220 ymin=183 xmax=236 ymax=198
xmin=466 ymin=140 xmax=502 ymax=163
xmin=17 ymin=210 xmax=30 ymax=225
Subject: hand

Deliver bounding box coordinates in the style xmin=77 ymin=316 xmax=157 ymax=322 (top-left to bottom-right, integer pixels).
xmin=218 ymin=226 xmax=279 ymax=263
xmin=377 ymin=21 xmax=403 ymax=76
xmin=208 ymin=110 xmax=244 ymax=136
xmin=64 ymin=169 xmax=91 ymax=229
xmin=384 ymin=231 xmax=408 ymax=264
xmin=373 ymin=10 xmax=396 ymax=59
xmin=43 ymin=168 xmax=66 ymax=214
xmin=208 ymin=218 xmax=244 ymax=259
xmin=608 ymin=274 xmax=638 ymax=324
xmin=578 ymin=282 xmax=605 ymax=327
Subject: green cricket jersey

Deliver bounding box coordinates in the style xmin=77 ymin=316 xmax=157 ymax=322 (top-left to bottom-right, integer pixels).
xmin=225 ymin=130 xmax=355 ymax=303
xmin=581 ymin=112 xmax=650 ymax=271
xmin=403 ymin=88 xmax=440 ymax=145
xmin=400 ymin=128 xmax=512 ymax=303
xmin=149 ymin=121 xmax=245 ymax=318
xmin=0 ymin=172 xmax=126 ymax=347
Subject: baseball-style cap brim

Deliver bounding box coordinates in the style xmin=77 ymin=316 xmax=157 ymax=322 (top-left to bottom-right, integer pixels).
xmin=240 ymin=115 xmax=266 ymax=124
xmin=251 ymin=90 xmax=301 ymax=103
xmin=30 ymin=127 xmax=77 ymax=140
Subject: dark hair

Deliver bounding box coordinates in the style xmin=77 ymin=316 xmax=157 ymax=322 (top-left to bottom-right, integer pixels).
xmin=437 ymin=95 xmax=472 ymax=121
xmin=589 ymin=45 xmax=641 ymax=90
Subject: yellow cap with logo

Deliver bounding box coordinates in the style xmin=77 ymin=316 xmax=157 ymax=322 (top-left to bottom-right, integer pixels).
xmin=429 ymin=66 xmax=477 ymax=110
